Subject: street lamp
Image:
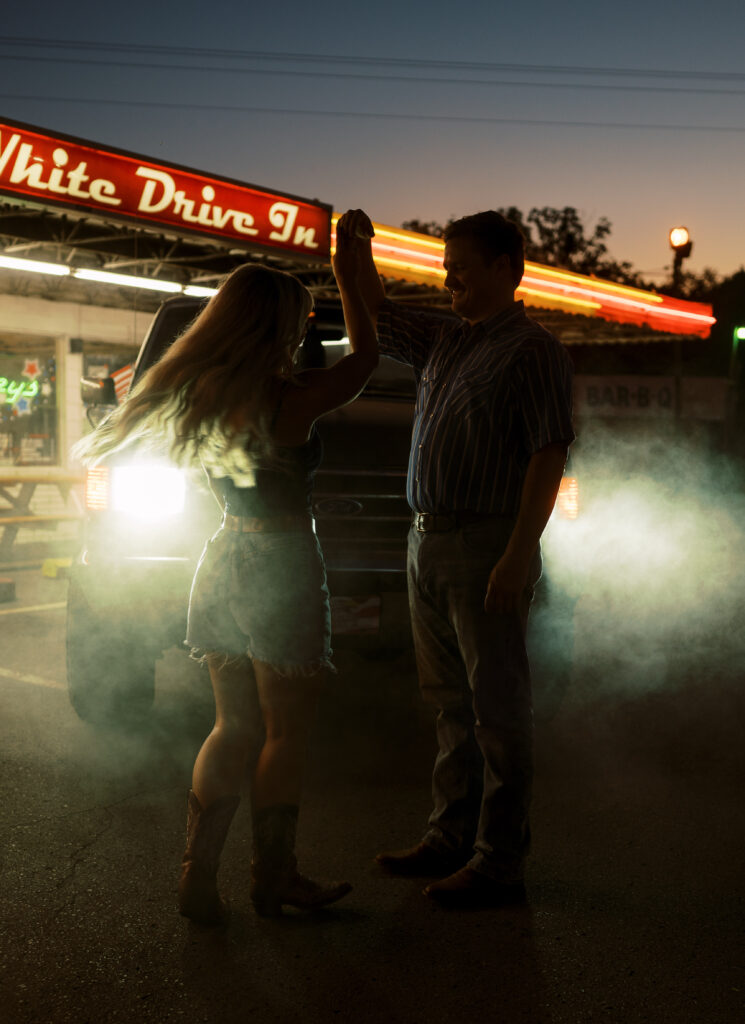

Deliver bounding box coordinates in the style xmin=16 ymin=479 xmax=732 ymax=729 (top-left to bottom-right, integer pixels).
xmin=730 ymin=325 xmax=745 ymax=380
xmin=669 ymin=226 xmax=693 ymax=294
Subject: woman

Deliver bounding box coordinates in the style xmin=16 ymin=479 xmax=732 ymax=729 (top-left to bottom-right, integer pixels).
xmin=74 ymin=220 xmax=377 ymax=924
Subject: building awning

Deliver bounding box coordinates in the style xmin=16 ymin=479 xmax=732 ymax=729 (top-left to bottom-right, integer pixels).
xmin=0 ymin=116 xmax=714 ymax=341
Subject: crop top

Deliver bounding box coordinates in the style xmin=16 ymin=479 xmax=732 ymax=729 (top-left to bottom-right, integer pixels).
xmin=209 ymin=381 xmax=323 ymax=517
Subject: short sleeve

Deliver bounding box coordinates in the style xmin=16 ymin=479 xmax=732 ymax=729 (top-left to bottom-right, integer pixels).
xmin=517 ymin=335 xmax=575 ymax=454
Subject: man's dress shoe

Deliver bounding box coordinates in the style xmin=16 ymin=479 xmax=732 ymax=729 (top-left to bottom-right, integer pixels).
xmin=423 ymin=867 xmax=527 ymax=908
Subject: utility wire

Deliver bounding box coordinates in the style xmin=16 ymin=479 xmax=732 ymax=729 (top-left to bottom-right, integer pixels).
xmin=2 ymin=52 xmax=745 ymax=97
xmin=0 ymin=34 xmax=744 ymax=83
xmin=2 ymin=94 xmax=744 ymax=132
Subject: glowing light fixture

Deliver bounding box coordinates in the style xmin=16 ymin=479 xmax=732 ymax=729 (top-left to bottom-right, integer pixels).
xmin=734 ymin=326 xmax=745 ymax=342
xmin=74 ymin=268 xmax=182 ymax=293
xmin=523 ymin=265 xmax=665 ymax=306
xmin=110 ymin=461 xmax=186 ymax=520
xmin=0 ymin=254 xmax=71 ymax=276
xmin=517 ymin=286 xmax=601 ymax=312
xmin=184 ymin=284 xmax=219 ymax=298
xmin=669 ymin=226 xmax=691 ymax=250
xmin=0 ymin=251 xmax=214 ymax=296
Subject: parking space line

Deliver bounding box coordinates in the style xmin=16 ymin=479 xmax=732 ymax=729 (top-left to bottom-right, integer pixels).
xmin=0 ymin=602 xmax=67 ymax=616
xmin=0 ymin=665 xmax=65 ymax=690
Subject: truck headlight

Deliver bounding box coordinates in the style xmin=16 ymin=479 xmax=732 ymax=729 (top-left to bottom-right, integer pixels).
xmin=111 ymin=460 xmax=186 ymax=521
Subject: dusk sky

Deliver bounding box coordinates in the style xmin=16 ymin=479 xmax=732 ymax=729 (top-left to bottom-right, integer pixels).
xmin=1 ymin=0 xmax=743 ymax=283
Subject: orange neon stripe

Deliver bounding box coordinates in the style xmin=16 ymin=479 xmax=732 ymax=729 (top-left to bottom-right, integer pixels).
xmin=523 ymin=262 xmax=665 ymax=303
xmin=516 ymin=286 xmax=602 ymax=311
xmin=520 ymin=275 xmax=709 ymax=319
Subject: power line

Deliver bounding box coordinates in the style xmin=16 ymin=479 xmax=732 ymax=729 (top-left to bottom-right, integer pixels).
xmin=2 ymin=94 xmax=744 ymax=132
xmin=1 ymin=34 xmax=744 ymax=83
xmin=3 ymin=52 xmax=745 ymax=97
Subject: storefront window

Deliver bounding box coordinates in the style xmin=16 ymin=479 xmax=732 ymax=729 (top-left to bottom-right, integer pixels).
xmin=0 ymin=350 xmax=58 ymax=466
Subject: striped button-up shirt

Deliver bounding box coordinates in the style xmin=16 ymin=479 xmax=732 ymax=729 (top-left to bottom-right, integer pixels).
xmin=377 ymin=299 xmax=575 ymax=517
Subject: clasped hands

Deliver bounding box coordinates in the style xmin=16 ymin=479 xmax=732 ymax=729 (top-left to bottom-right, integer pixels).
xmin=332 ymin=209 xmax=375 ymax=285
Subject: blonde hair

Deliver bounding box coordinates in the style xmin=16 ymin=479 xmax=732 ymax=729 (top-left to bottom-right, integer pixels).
xmin=74 ymin=264 xmax=313 ymax=476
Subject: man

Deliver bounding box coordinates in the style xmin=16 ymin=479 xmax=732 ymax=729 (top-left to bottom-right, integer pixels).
xmin=338 ymin=208 xmax=574 ymax=907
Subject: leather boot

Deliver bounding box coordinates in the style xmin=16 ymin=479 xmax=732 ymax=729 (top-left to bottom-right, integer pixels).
xmin=178 ymin=790 xmax=240 ymax=926
xmin=250 ymin=804 xmax=352 ymax=917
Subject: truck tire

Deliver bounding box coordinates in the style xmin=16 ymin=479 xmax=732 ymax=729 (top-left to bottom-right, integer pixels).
xmin=66 ymin=574 xmax=156 ymax=725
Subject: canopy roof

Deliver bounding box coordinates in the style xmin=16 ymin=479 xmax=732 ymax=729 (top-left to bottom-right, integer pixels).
xmin=0 ymin=116 xmax=714 ymax=344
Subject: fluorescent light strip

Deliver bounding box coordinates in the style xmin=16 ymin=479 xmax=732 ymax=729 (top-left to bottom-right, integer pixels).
xmin=0 ymin=253 xmax=192 ymax=293
xmin=0 ymin=254 xmax=71 ymax=276
xmin=74 ymin=268 xmax=182 ymax=292
xmin=184 ymin=284 xmax=219 ymax=297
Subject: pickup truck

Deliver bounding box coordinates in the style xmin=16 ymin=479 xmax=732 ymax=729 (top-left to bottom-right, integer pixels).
xmin=67 ymin=294 xmax=576 ymax=723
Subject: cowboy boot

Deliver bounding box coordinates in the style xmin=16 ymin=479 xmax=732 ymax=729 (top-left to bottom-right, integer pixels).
xmin=178 ymin=790 xmax=240 ymax=926
xmin=249 ymin=804 xmax=352 ymax=917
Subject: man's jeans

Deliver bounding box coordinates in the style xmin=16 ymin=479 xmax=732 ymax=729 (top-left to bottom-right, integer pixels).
xmin=407 ymin=518 xmax=542 ymax=882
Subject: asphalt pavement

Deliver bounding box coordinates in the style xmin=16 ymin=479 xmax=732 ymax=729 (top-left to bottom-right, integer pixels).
xmin=1 ymin=565 xmax=743 ymax=1024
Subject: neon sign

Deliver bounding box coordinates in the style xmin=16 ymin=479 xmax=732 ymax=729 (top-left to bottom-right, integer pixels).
xmin=0 ymin=378 xmax=40 ymax=404
xmin=0 ymin=118 xmax=332 ymax=259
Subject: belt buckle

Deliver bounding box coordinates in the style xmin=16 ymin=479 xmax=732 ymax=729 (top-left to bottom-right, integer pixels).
xmin=415 ymin=512 xmax=455 ymax=533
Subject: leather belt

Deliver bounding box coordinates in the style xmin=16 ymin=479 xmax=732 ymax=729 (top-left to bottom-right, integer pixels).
xmin=413 ymin=511 xmax=498 ymax=533
xmin=222 ymin=512 xmax=315 ymax=533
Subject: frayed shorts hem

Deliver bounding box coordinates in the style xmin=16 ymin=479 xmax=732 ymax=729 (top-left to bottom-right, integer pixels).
xmin=185 ymin=642 xmax=336 ymax=678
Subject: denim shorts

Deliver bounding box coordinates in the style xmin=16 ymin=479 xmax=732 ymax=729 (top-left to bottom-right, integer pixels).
xmin=185 ymin=525 xmax=334 ymax=677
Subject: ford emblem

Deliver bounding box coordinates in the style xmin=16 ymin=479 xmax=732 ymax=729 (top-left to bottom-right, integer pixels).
xmin=314 ymin=498 xmax=363 ymax=517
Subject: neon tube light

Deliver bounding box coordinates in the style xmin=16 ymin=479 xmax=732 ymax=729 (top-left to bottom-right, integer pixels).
xmin=520 ymin=275 xmax=675 ymax=315
xmin=524 ymin=263 xmax=665 ymax=303
xmin=517 ymin=286 xmax=602 ymax=312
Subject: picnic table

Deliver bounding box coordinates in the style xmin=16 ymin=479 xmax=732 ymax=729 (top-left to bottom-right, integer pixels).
xmin=0 ymin=474 xmax=84 ymax=558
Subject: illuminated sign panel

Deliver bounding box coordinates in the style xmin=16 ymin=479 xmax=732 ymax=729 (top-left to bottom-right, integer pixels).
xmin=0 ymin=376 xmax=39 ymax=405
xmin=0 ymin=118 xmax=331 ymax=259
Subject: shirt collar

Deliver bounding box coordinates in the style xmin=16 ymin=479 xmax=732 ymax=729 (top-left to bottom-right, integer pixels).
xmin=471 ymin=300 xmax=526 ymax=337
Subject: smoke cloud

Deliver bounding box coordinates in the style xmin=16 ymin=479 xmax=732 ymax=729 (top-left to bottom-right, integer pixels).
xmin=539 ymin=420 xmax=745 ymax=702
